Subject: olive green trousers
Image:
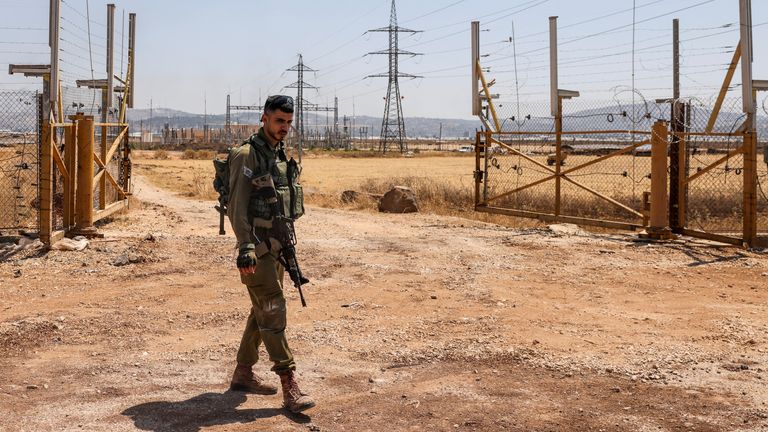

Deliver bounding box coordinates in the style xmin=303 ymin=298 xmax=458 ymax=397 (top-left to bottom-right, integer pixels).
xmin=236 ymin=250 xmax=296 ymax=373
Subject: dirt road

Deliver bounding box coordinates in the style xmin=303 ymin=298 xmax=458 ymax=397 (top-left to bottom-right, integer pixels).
xmin=2 ymin=174 xmax=768 ymax=431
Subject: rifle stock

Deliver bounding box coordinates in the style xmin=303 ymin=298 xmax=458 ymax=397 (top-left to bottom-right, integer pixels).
xmin=215 ymin=204 xmax=226 ymax=235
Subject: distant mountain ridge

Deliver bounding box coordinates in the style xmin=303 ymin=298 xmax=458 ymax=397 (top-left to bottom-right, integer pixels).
xmin=125 ymin=105 xmax=767 ymax=138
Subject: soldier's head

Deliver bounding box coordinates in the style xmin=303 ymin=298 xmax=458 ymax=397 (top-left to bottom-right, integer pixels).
xmin=262 ymin=95 xmax=294 ymax=144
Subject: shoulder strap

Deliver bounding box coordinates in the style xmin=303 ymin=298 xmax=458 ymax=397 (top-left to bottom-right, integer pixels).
xmin=247 ymin=136 xmax=272 ymax=174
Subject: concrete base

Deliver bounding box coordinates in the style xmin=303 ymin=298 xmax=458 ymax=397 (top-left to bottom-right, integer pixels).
xmin=68 ymin=227 xmax=104 ymax=239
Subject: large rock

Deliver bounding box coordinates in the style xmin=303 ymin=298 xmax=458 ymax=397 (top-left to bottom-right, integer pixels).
xmin=378 ymin=186 xmax=419 ymax=213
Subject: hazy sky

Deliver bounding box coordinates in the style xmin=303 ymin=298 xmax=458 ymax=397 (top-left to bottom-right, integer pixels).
xmin=1 ymin=0 xmax=767 ymax=120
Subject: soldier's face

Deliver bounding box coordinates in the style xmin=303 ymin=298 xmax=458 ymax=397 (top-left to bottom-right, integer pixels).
xmin=262 ymin=110 xmax=293 ymax=143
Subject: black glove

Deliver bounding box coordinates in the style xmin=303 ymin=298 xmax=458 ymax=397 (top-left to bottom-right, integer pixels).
xmin=236 ymin=246 xmax=258 ymax=275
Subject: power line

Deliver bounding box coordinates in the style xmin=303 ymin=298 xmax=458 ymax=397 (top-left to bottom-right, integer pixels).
xmin=515 ymin=0 xmax=718 ymax=57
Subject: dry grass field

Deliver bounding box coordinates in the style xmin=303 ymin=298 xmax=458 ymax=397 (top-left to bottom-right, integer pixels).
xmin=130 ymin=149 xmax=768 ymax=233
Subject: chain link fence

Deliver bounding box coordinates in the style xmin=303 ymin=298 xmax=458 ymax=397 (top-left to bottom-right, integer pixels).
xmin=0 ymin=90 xmax=41 ymax=234
xmin=482 ymin=93 xmax=761 ymax=236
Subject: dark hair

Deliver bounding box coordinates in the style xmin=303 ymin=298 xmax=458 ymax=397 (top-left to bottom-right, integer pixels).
xmin=264 ymin=95 xmax=294 ymax=114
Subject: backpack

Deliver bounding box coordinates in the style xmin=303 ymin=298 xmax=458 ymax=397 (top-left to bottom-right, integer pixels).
xmin=212 ymin=150 xmax=232 ymax=235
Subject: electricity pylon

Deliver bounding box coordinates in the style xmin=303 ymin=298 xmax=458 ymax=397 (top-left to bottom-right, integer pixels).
xmin=367 ymin=0 xmax=422 ymax=153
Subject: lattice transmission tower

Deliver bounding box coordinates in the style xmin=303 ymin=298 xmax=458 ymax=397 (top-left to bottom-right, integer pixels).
xmin=367 ymin=0 xmax=422 ymax=153
xmin=286 ymin=54 xmax=318 ymax=157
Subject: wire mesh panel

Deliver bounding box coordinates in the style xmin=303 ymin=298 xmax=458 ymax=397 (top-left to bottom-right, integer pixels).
xmin=758 ymin=97 xmax=768 ymax=236
xmin=684 ymin=98 xmax=746 ymax=234
xmin=0 ymin=90 xmax=41 ymax=233
xmin=482 ymin=99 xmax=661 ymax=226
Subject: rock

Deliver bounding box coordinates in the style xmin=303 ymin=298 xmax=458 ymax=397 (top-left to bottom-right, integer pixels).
xmin=378 ymin=186 xmax=419 ymax=213
xmin=52 ymin=237 xmax=88 ymax=251
xmin=143 ymin=233 xmax=157 ymax=242
xmin=112 ymin=254 xmax=130 ymax=267
xmin=340 ymin=190 xmax=360 ymax=203
xmin=128 ymin=253 xmax=144 ymax=264
xmin=548 ymin=223 xmax=586 ymax=236
xmin=13 ymin=269 xmax=21 ymax=278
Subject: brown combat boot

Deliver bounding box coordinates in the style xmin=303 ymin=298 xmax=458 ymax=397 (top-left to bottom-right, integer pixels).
xmin=230 ymin=364 xmax=278 ymax=394
xmin=279 ymin=370 xmax=316 ymax=413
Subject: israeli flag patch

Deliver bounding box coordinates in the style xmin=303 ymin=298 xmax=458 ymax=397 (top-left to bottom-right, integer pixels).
xmin=243 ymin=166 xmax=253 ymax=178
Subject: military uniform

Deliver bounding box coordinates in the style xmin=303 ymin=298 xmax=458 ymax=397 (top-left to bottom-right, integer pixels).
xmin=228 ymin=127 xmax=295 ymax=373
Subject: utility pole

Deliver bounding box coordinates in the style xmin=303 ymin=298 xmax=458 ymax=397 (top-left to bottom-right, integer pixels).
xmin=127 ymin=13 xmax=135 ymax=108
xmin=668 ymin=18 xmax=686 ymax=232
xmin=333 ymin=96 xmax=339 ymax=146
xmin=438 ymin=122 xmax=442 ymax=151
xmin=367 ymin=0 xmax=422 ymax=154
xmin=739 ymin=0 xmax=757 ymax=245
xmin=225 ymin=94 xmax=230 ymax=141
xmin=226 ymin=94 xmax=260 ymax=143
xmin=286 ymin=54 xmax=317 ymax=160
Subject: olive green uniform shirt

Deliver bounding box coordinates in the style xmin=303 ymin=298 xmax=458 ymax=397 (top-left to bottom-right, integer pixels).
xmin=227 ymin=128 xmax=278 ymax=250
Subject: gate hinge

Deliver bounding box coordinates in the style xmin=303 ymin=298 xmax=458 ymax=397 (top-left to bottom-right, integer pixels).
xmin=474 ymin=169 xmax=484 ymax=182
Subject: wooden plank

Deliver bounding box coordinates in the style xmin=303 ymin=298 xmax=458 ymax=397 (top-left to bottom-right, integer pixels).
xmin=104 ymin=125 xmax=128 ymax=163
xmin=93 ymin=199 xmax=128 ymax=223
xmin=51 ymin=139 xmax=69 ymax=180
xmin=683 ymin=144 xmax=745 ymax=185
xmin=679 ymin=228 xmax=743 ymax=246
xmin=477 ymin=60 xmax=501 ymax=132
xmin=475 ymin=205 xmax=643 ymax=231
xmin=93 ymin=122 xmax=129 ymax=127
xmin=50 ymin=229 xmax=66 ymax=245
xmin=706 ymin=43 xmax=741 ymax=134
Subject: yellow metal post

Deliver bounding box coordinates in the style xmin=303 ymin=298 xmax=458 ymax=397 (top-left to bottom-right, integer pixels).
xmin=63 ymin=121 xmax=77 ymax=229
xmin=642 ymin=121 xmax=675 ymax=240
xmin=100 ymin=92 xmax=108 ymax=210
xmin=743 ymin=129 xmax=757 ymax=245
xmin=40 ymin=116 xmax=53 ymax=246
xmin=75 ymin=115 xmax=96 ymax=233
xmin=555 ymin=97 xmax=563 ymax=216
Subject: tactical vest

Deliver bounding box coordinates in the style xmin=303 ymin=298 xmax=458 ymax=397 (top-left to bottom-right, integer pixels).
xmin=246 ymin=134 xmax=304 ymax=223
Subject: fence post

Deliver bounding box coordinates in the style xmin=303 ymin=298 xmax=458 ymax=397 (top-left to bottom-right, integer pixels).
xmin=63 ymin=120 xmax=78 ymax=230
xmin=555 ymin=96 xmax=562 ymax=216
xmin=39 ymin=96 xmax=53 ymax=246
xmin=743 ymin=129 xmax=757 ymax=246
xmin=75 ymin=115 xmax=96 ymax=233
xmin=669 ymin=101 xmax=687 ymax=232
xmin=644 ymin=120 xmax=675 ymax=240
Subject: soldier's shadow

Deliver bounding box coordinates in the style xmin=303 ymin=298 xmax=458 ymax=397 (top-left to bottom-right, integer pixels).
xmin=122 ymin=390 xmax=311 ymax=432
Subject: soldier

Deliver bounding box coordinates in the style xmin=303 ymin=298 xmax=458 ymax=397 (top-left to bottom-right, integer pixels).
xmin=226 ymin=94 xmax=315 ymax=413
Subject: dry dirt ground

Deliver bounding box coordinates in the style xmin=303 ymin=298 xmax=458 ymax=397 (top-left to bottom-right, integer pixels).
xmin=2 ymin=172 xmax=768 ymax=432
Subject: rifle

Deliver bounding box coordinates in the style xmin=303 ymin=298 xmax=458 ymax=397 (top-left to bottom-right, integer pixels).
xmin=215 ymin=203 xmax=226 ymax=235
xmin=271 ymin=216 xmax=309 ymax=307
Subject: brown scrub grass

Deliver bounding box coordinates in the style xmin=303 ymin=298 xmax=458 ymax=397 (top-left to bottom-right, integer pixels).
xmin=130 ymin=150 xmax=768 ymax=232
